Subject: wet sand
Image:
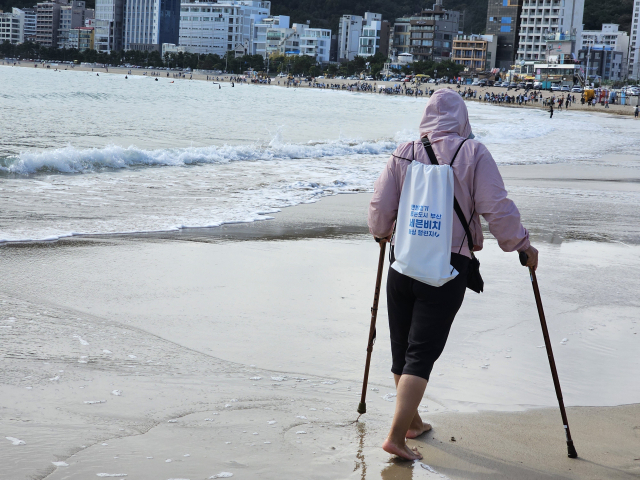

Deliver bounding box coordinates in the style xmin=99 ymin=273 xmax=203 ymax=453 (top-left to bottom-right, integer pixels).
xmin=1 ymin=158 xmax=639 ymax=479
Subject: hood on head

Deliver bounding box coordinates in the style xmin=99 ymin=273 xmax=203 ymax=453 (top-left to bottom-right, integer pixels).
xmin=419 ymin=89 xmax=472 ymax=140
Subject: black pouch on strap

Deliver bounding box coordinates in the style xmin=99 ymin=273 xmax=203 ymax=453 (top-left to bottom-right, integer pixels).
xmin=421 ymin=137 xmax=484 ymax=294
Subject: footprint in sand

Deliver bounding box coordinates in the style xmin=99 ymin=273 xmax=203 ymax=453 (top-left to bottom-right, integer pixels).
xmin=52 ymin=461 xmax=68 ymax=467
xmin=111 ymin=390 xmax=122 ymax=396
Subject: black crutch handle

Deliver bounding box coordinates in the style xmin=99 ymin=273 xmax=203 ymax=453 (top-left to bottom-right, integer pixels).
xmin=519 ymin=251 xmax=529 ymax=267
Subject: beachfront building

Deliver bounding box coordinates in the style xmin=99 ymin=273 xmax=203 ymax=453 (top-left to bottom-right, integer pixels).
xmin=578 ymin=46 xmax=626 ymax=81
xmin=58 ymin=1 xmax=93 ymax=49
xmin=123 ymin=0 xmax=180 ymax=51
xmin=297 ymin=23 xmax=331 ymax=63
xmin=390 ymin=1 xmax=461 ymax=63
xmin=0 ymin=8 xmax=24 ymax=45
xmin=260 ymin=22 xmax=331 ymax=63
xmin=534 ymin=62 xmax=580 ymax=87
xmin=22 ymin=7 xmax=37 ymax=42
xmin=94 ymin=0 xmax=124 ymax=52
xmin=177 ymin=0 xmax=270 ymax=55
xmin=337 ymin=14 xmax=362 ymax=62
xmin=390 ymin=18 xmax=411 ymax=56
xmin=452 ymin=34 xmax=497 ymax=72
xmin=358 ymin=14 xmax=390 ymax=58
xmin=485 ymin=0 xmax=522 ymax=71
xmin=68 ymin=25 xmax=93 ymax=50
xmin=251 ymin=14 xmax=289 ymax=57
xmin=581 ymin=24 xmax=629 ymax=66
xmin=629 ymin=0 xmax=640 ymax=80
xmin=516 ymin=0 xmax=584 ymax=63
xmin=337 ymin=12 xmax=386 ymax=61
xmin=408 ymin=2 xmax=461 ymax=62
xmin=36 ymin=1 xmax=63 ymax=47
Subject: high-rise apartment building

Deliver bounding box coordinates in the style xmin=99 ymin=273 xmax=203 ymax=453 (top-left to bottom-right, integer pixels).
xmin=36 ymin=1 xmax=63 ymax=47
xmin=413 ymin=4 xmax=460 ymax=62
xmin=358 ymin=12 xmax=390 ymax=58
xmin=123 ymin=0 xmax=180 ymax=51
xmin=515 ymin=0 xmax=584 ymax=63
xmin=94 ymin=0 xmax=124 ymax=52
xmin=0 ymin=8 xmax=24 ymax=44
xmin=337 ymin=14 xmax=363 ymax=62
xmin=630 ymin=0 xmax=640 ymax=79
xmin=485 ymin=0 xmax=522 ymax=70
xmin=58 ymin=1 xmax=92 ymax=49
xmin=22 ymin=7 xmax=37 ymax=41
xmin=177 ymin=0 xmax=270 ymax=55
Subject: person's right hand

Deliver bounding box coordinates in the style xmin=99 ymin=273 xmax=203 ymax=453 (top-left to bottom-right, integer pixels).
xmin=522 ymin=245 xmax=539 ymax=271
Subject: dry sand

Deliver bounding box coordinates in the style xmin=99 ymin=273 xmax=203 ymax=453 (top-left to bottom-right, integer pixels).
xmin=1 ymin=157 xmax=639 ymax=479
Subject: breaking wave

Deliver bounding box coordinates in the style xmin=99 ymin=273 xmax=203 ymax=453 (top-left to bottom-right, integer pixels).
xmin=0 ymin=138 xmax=398 ymax=176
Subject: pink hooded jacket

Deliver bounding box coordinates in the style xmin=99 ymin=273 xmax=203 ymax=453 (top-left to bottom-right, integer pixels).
xmin=368 ymin=89 xmax=530 ymax=258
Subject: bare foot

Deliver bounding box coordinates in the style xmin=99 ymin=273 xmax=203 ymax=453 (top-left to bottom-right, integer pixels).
xmin=382 ymin=438 xmax=423 ymax=460
xmin=406 ymin=422 xmax=432 ymax=439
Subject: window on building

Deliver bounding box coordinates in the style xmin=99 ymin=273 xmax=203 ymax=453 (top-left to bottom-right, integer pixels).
xmin=501 ymin=17 xmax=512 ymax=24
xmin=501 ymin=26 xmax=511 ymax=33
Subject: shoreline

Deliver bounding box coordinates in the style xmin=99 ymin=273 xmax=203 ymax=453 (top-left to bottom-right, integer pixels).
xmin=4 ymin=60 xmax=639 ymax=117
xmin=1 ymin=191 xmax=639 ymax=479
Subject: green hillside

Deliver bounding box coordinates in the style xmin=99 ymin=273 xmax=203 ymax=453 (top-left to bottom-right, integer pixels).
xmin=270 ymin=0 xmax=634 ymax=35
xmin=0 ymin=0 xmax=634 ymax=36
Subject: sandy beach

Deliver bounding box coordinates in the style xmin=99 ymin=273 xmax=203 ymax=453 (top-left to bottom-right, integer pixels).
xmin=2 ymin=62 xmax=640 ymax=479
xmin=2 ymin=155 xmax=640 ymax=479
xmin=4 ymin=59 xmax=639 ymax=117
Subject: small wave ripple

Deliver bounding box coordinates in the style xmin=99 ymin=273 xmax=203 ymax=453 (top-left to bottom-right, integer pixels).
xmin=0 ymin=139 xmax=397 ymax=175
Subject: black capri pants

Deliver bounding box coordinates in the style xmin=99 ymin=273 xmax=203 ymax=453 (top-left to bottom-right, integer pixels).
xmin=387 ymin=253 xmax=469 ymax=381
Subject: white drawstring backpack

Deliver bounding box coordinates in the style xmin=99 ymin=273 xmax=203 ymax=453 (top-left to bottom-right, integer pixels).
xmin=391 ymin=139 xmax=467 ymax=287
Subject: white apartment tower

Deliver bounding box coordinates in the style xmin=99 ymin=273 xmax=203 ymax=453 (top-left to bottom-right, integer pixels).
xmin=630 ymin=0 xmax=640 ymax=79
xmin=516 ymin=0 xmax=585 ymax=62
xmin=337 ymin=14 xmax=362 ymax=61
xmin=178 ymin=0 xmax=270 ymax=55
xmin=252 ymin=14 xmax=289 ymax=57
xmin=23 ymin=7 xmax=37 ymax=41
xmin=0 ymin=8 xmax=24 ymax=44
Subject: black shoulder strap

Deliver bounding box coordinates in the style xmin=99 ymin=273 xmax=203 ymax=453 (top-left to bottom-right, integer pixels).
xmin=421 ymin=138 xmax=474 ymax=252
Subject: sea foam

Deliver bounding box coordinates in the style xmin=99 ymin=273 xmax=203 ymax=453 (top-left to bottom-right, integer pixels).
xmin=0 ymin=139 xmax=397 ymax=176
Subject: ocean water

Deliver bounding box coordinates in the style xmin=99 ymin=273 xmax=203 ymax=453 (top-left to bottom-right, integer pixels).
xmin=1 ymin=65 xmax=639 ymax=242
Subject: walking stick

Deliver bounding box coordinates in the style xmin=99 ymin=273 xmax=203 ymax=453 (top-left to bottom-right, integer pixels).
xmin=357 ymin=239 xmax=387 ymax=416
xmin=520 ymin=252 xmax=578 ymax=459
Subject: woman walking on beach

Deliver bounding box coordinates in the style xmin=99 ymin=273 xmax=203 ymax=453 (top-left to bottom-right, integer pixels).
xmin=368 ymin=89 xmax=538 ymax=461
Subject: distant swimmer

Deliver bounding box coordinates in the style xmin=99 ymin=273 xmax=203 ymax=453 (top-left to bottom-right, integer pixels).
xmin=219 ymin=84 xmax=221 ymax=89
xmin=97 ymin=73 xmax=99 ymax=76
xmin=125 ymin=75 xmax=128 ymax=79
xmin=170 ymin=81 xmax=174 ymax=83
xmin=155 ymin=78 xmax=158 ymax=81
